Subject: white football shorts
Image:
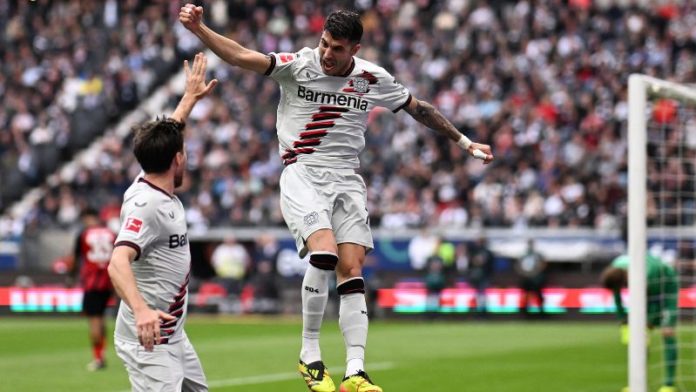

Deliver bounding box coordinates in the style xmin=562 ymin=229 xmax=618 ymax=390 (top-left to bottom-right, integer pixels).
xmin=114 ymin=335 xmax=207 ymax=392
xmin=279 ymin=163 xmax=373 ymax=257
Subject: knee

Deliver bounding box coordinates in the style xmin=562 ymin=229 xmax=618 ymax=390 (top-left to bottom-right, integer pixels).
xmin=312 ymin=244 xmax=338 ymax=256
xmin=309 ymin=251 xmax=339 ymax=271
xmin=337 ymin=263 xmax=362 ymax=280
xmin=307 ymin=230 xmax=338 ymax=255
xmin=662 ymin=327 xmax=676 ymax=338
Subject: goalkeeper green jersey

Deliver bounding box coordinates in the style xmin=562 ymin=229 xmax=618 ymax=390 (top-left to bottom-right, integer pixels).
xmin=610 ymin=254 xmax=679 ymax=326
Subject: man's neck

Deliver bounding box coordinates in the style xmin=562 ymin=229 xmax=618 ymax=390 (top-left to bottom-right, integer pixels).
xmin=337 ymin=58 xmax=355 ymax=77
xmin=142 ymin=173 xmax=174 ymax=196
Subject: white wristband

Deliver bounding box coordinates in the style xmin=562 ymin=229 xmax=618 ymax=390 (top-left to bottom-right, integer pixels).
xmin=456 ymin=134 xmax=472 ymax=150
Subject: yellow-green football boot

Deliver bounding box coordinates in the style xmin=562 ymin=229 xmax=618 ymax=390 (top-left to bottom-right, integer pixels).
xmin=299 ymin=360 xmax=336 ymax=392
xmin=339 ymin=370 xmax=382 ymax=392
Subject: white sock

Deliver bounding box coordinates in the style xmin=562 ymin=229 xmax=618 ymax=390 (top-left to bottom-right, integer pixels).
xmin=346 ymin=358 xmax=364 ymax=377
xmin=300 ymin=252 xmax=337 ymax=364
xmin=338 ymin=278 xmax=368 ymax=377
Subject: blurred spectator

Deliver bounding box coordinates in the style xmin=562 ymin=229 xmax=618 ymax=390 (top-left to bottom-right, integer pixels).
xmin=424 ymin=257 xmax=445 ymax=314
xmin=676 ymin=240 xmax=696 ymax=275
xmin=435 ymin=236 xmax=456 ymax=277
xmin=408 ymin=228 xmax=440 ymax=270
xmin=252 ymin=233 xmax=280 ymax=273
xmin=362 ymin=254 xmax=382 ymax=318
xmin=247 ymin=259 xmax=281 ymax=314
xmin=210 ymin=236 xmax=250 ymax=295
xmin=467 ymin=235 xmax=495 ymax=313
xmin=247 ymin=233 xmax=281 ymax=313
xmin=455 ymin=242 xmax=470 ymax=275
xmin=515 ymin=239 xmax=547 ymax=315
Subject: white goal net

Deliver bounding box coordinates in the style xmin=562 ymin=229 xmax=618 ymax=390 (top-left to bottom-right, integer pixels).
xmin=628 ymin=74 xmax=696 ymax=392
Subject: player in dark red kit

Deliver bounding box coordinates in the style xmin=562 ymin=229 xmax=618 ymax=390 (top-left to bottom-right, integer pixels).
xmin=72 ymin=207 xmax=116 ymax=371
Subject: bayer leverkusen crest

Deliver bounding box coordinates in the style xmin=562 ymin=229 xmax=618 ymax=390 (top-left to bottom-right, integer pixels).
xmin=343 ymin=71 xmax=378 ymax=94
xmin=352 ymin=77 xmax=370 ymax=93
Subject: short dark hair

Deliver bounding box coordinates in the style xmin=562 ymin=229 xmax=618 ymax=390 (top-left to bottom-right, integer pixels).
xmin=600 ymin=266 xmax=628 ymax=290
xmin=324 ymin=10 xmax=363 ymax=43
xmin=132 ymin=117 xmax=185 ymax=174
xmin=80 ymin=207 xmax=99 ymax=219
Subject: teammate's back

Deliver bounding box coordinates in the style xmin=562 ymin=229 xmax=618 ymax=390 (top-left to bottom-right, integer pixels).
xmin=108 ymin=53 xmax=216 ymax=392
xmin=114 ymin=176 xmax=191 ymax=345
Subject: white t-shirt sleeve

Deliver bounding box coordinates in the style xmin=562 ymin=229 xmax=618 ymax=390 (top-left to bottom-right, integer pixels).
xmin=374 ymin=72 xmax=412 ymax=113
xmin=114 ymin=201 xmax=160 ymax=261
xmin=265 ymin=47 xmax=316 ymax=83
xmin=264 ymin=51 xmax=300 ymax=82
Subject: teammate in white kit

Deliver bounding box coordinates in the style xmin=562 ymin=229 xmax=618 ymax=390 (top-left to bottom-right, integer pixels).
xmin=108 ymin=53 xmax=217 ymax=392
xmin=180 ymin=6 xmax=493 ymax=392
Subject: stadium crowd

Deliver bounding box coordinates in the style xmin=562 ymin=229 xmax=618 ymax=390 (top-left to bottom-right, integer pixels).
xmin=0 ymin=0 xmax=198 ymax=218
xmin=2 ymin=0 xmax=696 ymax=239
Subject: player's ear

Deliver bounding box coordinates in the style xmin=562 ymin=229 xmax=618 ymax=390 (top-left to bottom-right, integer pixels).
xmin=174 ymin=151 xmax=185 ymax=166
xmin=350 ymin=42 xmax=360 ymax=56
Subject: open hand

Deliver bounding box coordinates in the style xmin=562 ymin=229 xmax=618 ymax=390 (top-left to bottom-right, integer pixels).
xmin=184 ymin=52 xmax=218 ymax=100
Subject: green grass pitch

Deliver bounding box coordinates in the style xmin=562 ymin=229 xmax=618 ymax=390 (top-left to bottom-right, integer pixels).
xmin=0 ymin=316 xmax=634 ymax=391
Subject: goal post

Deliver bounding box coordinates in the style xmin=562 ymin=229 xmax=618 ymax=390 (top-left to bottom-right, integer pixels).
xmin=628 ymin=74 xmax=648 ymax=392
xmin=628 ymin=74 xmax=696 ymax=392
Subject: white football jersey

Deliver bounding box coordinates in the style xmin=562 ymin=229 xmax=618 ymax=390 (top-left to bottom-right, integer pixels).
xmin=113 ymin=176 xmax=191 ymax=345
xmin=265 ymin=47 xmax=411 ymax=169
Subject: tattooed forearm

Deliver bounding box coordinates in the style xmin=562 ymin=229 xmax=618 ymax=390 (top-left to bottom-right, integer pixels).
xmin=404 ymin=99 xmax=462 ymax=142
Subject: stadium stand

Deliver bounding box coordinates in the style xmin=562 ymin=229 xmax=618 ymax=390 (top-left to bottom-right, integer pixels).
xmin=0 ymin=0 xmax=196 ymax=218
xmin=2 ymin=0 xmax=696 ymax=239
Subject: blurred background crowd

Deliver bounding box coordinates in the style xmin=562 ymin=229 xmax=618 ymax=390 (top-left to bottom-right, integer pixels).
xmin=1 ymin=0 xmax=696 ymax=241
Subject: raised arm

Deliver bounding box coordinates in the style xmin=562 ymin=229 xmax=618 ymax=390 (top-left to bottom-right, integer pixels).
xmin=404 ymin=97 xmax=494 ymax=163
xmin=171 ymin=52 xmax=218 ymax=123
xmin=179 ymin=4 xmax=271 ymax=74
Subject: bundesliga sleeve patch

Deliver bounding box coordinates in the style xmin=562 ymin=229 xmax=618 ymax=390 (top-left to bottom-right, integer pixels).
xmin=278 ymin=53 xmax=294 ymax=63
xmin=124 ymin=217 xmax=143 ymax=233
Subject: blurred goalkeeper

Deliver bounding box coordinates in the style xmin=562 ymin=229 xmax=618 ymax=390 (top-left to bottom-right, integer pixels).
xmin=108 ymin=53 xmax=217 ymax=392
xmin=601 ymin=254 xmax=678 ymax=392
xmin=180 ymin=4 xmax=493 ymax=392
